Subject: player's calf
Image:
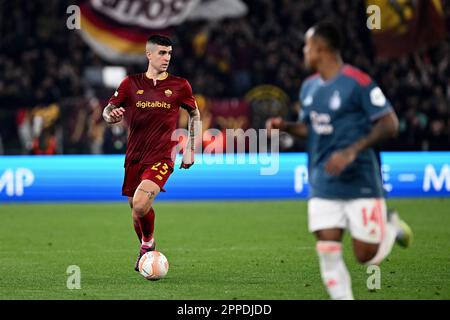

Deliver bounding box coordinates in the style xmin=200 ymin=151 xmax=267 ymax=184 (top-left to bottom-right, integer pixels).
xmin=352 ymin=239 xmax=379 ymax=264
xmin=128 ymin=197 xmax=142 ymax=243
xmin=316 ymin=241 xmax=354 ymax=300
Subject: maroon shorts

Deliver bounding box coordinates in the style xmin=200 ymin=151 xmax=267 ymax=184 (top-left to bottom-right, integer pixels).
xmin=122 ymin=160 xmax=174 ymax=197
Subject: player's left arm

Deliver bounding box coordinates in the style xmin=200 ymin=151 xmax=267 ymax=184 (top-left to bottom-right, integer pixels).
xmin=180 ymin=107 xmax=201 ymax=169
xmin=325 ymin=83 xmax=399 ymax=176
xmin=179 ymin=80 xmax=201 ymax=169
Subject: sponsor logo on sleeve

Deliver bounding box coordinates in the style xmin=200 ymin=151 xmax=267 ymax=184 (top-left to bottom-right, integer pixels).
xmin=370 ymin=87 xmax=386 ymax=107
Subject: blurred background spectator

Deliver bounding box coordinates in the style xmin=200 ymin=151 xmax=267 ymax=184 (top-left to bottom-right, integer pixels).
xmin=0 ymin=0 xmax=449 ymax=154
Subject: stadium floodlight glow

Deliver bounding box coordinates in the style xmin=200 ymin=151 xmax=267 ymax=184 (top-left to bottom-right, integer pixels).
xmin=102 ymin=66 xmax=127 ymax=88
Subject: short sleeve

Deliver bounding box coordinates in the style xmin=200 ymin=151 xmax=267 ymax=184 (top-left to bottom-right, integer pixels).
xmin=359 ymin=80 xmax=393 ymax=121
xmin=179 ymin=80 xmax=197 ymax=111
xmin=108 ymin=76 xmax=130 ymax=107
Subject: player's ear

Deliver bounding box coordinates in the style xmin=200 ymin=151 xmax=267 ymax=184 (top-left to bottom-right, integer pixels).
xmin=145 ymin=42 xmax=152 ymax=60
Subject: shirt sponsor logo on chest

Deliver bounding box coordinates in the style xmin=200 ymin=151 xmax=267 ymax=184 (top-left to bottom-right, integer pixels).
xmin=136 ymin=100 xmax=171 ymax=109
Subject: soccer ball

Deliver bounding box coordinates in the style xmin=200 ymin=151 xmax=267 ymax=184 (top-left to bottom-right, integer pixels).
xmin=138 ymin=251 xmax=169 ymax=280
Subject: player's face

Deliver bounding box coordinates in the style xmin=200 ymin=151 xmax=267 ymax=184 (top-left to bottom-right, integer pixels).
xmin=303 ymin=29 xmax=319 ymax=70
xmin=148 ymin=44 xmax=172 ymax=73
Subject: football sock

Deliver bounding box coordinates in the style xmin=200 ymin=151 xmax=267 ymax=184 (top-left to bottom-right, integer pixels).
xmin=132 ymin=217 xmax=142 ymax=243
xmin=316 ymin=241 xmax=354 ymax=300
xmin=139 ymin=207 xmax=155 ymax=243
xmin=365 ymin=222 xmax=397 ymax=266
xmin=142 ymin=239 xmax=154 ymax=247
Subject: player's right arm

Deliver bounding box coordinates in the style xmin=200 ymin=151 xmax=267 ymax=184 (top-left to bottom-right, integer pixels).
xmin=266 ymin=117 xmax=308 ymax=138
xmin=103 ymin=76 xmax=130 ymax=124
xmin=325 ymin=75 xmax=398 ymax=176
xmin=267 ymin=81 xmax=310 ymax=138
xmin=103 ymin=104 xmax=125 ymax=124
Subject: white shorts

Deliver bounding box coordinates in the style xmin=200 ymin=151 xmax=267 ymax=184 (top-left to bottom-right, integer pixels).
xmin=308 ymin=197 xmax=387 ymax=244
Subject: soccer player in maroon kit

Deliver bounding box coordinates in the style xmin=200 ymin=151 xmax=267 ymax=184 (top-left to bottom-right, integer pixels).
xmin=102 ymin=35 xmax=200 ymax=271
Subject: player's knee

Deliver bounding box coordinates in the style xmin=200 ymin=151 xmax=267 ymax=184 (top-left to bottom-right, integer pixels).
xmin=132 ymin=201 xmax=149 ymax=218
xmin=132 ymin=192 xmax=155 ymax=217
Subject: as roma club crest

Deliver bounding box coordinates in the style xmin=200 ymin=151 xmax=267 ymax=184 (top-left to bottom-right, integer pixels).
xmin=164 ymin=89 xmax=172 ymax=97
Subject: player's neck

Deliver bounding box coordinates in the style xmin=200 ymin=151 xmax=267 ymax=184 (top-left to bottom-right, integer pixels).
xmin=145 ymin=69 xmax=168 ymax=84
xmin=318 ymin=58 xmax=343 ymax=81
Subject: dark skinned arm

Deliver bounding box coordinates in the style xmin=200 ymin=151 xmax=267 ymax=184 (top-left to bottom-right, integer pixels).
xmin=324 ymin=111 xmax=399 ymax=176
xmin=266 ymin=117 xmax=308 ymax=138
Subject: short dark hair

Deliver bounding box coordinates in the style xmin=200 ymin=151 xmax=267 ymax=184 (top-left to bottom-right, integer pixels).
xmin=311 ymin=21 xmax=341 ymax=52
xmin=147 ymin=35 xmax=172 ymax=47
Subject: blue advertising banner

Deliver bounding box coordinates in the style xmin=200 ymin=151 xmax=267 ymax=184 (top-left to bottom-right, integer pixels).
xmin=0 ymin=152 xmax=449 ymax=203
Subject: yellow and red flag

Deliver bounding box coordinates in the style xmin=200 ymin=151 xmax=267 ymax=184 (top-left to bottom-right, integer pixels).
xmin=77 ymin=0 xmax=247 ymax=63
xmin=367 ymin=0 xmax=446 ymax=59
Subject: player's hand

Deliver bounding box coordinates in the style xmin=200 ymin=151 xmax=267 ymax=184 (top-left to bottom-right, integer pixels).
xmin=325 ymin=147 xmax=357 ymax=176
xmin=180 ymin=151 xmax=194 ymax=169
xmin=266 ymin=117 xmax=285 ymax=135
xmin=107 ymin=107 xmax=125 ymax=123
xmin=180 ymin=161 xmax=194 ymax=169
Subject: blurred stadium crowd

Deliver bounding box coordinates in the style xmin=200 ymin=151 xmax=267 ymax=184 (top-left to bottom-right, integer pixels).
xmin=0 ymin=0 xmax=449 ymax=155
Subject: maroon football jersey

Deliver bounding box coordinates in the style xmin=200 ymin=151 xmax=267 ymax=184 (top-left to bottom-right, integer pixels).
xmin=108 ymin=73 xmax=197 ymax=166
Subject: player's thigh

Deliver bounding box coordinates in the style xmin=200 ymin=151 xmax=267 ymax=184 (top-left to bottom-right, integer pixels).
xmin=345 ymin=198 xmax=386 ymax=262
xmin=140 ymin=160 xmax=174 ymax=193
xmin=132 ymin=180 xmax=160 ymax=216
xmin=308 ymin=198 xmax=347 ymax=240
xmin=132 ymin=160 xmax=173 ymax=215
xmin=345 ymin=198 xmax=387 ymax=244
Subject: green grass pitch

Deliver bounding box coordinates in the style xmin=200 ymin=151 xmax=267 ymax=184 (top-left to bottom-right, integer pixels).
xmin=0 ymin=198 xmax=449 ymax=300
